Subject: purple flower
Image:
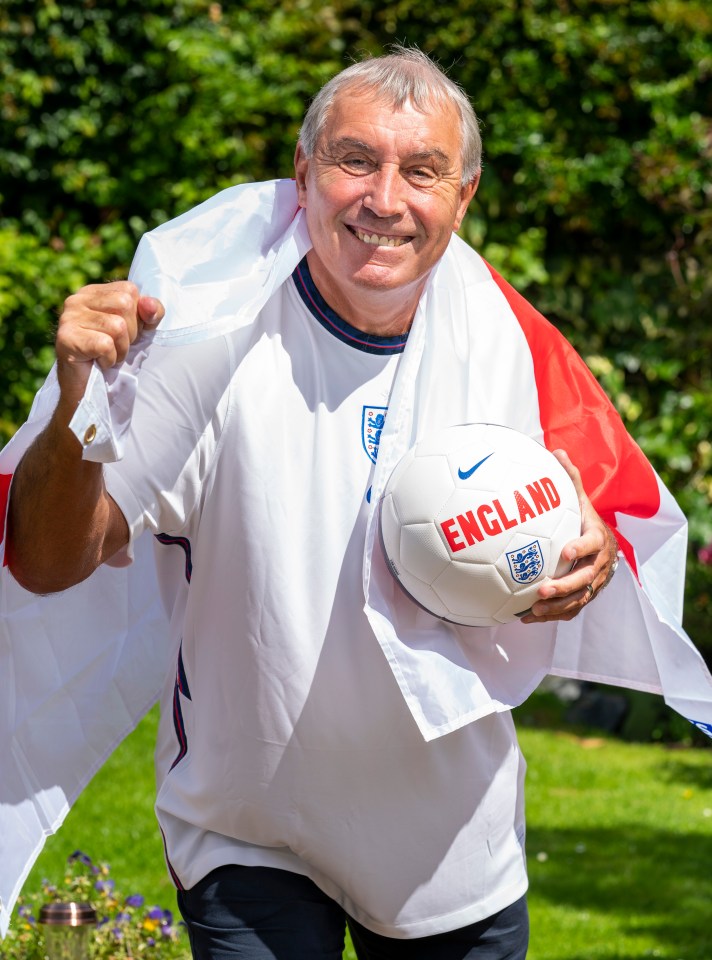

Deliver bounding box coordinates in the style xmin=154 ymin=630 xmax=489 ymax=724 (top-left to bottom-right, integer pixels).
xmin=161 ymin=924 xmax=176 ymax=938
xmin=147 ymin=937 xmax=156 ymax=947
xmin=698 ymin=543 xmax=712 ymax=565
xmin=68 ymin=850 xmax=92 ymax=866
xmin=147 ymin=906 xmax=167 ymax=920
xmin=111 ymin=927 xmax=123 ymax=940
xmin=95 ymin=879 xmax=115 ymax=894
xmin=115 ymin=911 xmax=131 ymax=923
xmin=125 ymin=893 xmax=145 ymax=908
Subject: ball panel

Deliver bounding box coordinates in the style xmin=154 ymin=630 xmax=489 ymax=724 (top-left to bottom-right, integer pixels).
xmin=412 ymin=426 xmax=476 ymax=458
xmin=492 ymin=584 xmax=542 ymax=623
xmin=431 ymin=559 xmax=510 ymax=621
xmin=383 ymin=446 xmax=417 ymax=495
xmin=394 ymin=570 xmax=450 ymax=620
xmin=399 ymin=522 xmax=451 ymax=584
xmin=380 ymin=492 xmax=403 ymax=577
xmin=390 ymin=454 xmax=453 ymax=525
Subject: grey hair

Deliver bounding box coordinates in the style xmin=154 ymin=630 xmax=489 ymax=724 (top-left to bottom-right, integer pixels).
xmin=299 ymin=46 xmax=482 ymax=185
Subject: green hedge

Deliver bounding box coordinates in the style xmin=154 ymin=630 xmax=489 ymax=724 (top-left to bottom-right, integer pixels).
xmin=2 ymin=0 xmax=710 ymax=657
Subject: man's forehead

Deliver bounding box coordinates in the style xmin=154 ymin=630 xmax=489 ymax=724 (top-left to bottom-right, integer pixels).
xmin=320 ymin=89 xmax=462 ymax=162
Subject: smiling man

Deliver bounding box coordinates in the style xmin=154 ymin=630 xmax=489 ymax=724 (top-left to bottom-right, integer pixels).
xmin=8 ymin=48 xmax=626 ymax=960
xmin=294 ymin=91 xmax=477 ymax=333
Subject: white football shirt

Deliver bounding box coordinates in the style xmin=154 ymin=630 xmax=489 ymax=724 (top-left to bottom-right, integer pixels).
xmin=104 ymin=260 xmax=528 ymax=938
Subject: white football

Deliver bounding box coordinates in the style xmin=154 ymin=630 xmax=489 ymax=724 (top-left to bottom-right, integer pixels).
xmin=379 ymin=422 xmax=582 ymax=626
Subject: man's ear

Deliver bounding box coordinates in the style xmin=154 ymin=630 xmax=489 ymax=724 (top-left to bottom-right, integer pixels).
xmin=453 ymin=170 xmax=481 ymax=232
xmin=294 ymin=142 xmax=309 ymax=208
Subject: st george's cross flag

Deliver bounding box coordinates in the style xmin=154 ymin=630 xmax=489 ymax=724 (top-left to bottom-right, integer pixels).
xmin=1 ymin=179 xmax=711 ymax=934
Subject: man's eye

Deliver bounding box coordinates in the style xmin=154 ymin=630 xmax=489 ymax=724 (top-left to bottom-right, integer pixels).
xmin=340 ymin=157 xmax=372 ymax=174
xmin=408 ymin=167 xmax=438 ymax=183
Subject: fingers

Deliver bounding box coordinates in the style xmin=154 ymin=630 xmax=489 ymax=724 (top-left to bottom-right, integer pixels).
xmin=520 ymin=448 xmax=619 ymax=624
xmin=520 ymin=554 xmax=598 ymax=623
xmin=137 ymin=295 xmax=165 ymax=326
xmin=55 ymin=282 xmax=164 ymax=401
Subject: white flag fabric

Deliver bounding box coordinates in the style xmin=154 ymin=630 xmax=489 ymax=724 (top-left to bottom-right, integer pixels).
xmin=1 ymin=179 xmax=710 ymax=935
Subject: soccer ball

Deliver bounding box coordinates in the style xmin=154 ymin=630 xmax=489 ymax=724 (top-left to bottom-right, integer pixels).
xmin=379 ymin=422 xmax=582 ymax=626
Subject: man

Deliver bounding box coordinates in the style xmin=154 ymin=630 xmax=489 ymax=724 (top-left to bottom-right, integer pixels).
xmin=3 ymin=48 xmax=672 ymax=960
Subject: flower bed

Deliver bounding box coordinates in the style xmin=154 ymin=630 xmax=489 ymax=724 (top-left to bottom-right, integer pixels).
xmin=1 ymin=851 xmax=189 ymax=959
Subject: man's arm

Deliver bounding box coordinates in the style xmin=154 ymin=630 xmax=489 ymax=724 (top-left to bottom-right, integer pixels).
xmin=6 ymin=282 xmax=164 ymax=594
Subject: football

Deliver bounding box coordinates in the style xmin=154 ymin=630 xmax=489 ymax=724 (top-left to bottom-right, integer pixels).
xmin=379 ymin=422 xmax=582 ymax=626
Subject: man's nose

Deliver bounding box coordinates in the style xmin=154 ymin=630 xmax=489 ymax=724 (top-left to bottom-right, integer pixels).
xmin=362 ymin=164 xmax=406 ymax=218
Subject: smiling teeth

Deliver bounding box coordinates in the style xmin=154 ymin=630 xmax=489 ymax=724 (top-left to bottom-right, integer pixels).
xmin=354 ymin=229 xmax=409 ymax=247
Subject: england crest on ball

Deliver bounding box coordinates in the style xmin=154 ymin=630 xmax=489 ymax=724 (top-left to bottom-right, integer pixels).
xmin=506 ymin=540 xmax=544 ymax=584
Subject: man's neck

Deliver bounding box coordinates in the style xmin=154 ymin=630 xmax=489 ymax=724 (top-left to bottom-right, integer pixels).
xmin=305 ymin=250 xmax=427 ymax=337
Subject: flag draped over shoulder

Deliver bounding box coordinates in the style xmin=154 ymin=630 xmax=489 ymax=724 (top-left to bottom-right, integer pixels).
xmin=362 ymin=238 xmax=711 ymax=739
xmin=1 ymin=179 xmax=710 ymax=934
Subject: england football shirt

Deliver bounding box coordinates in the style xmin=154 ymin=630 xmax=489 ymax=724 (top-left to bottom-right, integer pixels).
xmin=104 ymin=259 xmax=528 ymax=938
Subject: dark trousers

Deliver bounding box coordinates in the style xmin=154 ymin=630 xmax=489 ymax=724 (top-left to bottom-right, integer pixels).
xmin=177 ymin=865 xmax=529 ymax=959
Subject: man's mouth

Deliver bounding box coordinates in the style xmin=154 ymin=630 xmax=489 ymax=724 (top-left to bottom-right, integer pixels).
xmin=348 ymin=226 xmax=412 ymax=248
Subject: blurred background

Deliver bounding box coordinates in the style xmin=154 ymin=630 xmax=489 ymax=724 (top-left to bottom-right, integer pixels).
xmin=1 ymin=0 xmax=710 ymax=732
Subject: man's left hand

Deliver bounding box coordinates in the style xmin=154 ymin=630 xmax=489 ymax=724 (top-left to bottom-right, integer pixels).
xmin=520 ymin=449 xmax=619 ymax=624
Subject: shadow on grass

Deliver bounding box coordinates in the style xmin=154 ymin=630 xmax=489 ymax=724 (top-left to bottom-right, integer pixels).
xmin=527 ymin=822 xmax=712 ymax=959
xmin=658 ymin=757 xmax=712 ymax=790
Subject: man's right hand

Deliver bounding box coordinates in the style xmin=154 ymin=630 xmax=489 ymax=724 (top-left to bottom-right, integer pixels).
xmin=7 ymin=282 xmax=165 ymax=593
xmin=56 ymin=281 xmax=165 ymax=405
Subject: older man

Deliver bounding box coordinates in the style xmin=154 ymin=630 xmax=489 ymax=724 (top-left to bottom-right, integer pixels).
xmin=9 ymin=49 xmax=620 ymax=959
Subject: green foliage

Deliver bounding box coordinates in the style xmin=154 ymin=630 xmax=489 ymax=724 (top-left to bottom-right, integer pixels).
xmin=1 ymin=0 xmax=710 ymax=655
xmin=517 ymin=720 xmax=712 ymax=960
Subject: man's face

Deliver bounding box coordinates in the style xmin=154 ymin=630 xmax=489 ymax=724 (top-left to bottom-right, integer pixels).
xmin=294 ymin=88 xmax=478 ymax=318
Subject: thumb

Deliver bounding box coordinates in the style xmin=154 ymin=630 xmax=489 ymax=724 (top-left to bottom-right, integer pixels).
xmin=552 ymin=448 xmax=585 ymax=499
xmin=137 ymin=295 xmax=165 ymax=326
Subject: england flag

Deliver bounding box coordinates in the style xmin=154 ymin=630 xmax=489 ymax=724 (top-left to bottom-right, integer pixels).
xmin=1 ymin=180 xmax=710 ymax=935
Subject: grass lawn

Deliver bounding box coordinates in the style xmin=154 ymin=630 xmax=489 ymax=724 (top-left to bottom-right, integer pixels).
xmin=518 ymin=725 xmax=711 ymax=960
xmin=14 ymin=701 xmax=712 ymax=960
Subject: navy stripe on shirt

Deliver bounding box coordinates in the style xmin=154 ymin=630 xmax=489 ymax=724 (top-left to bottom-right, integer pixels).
xmin=292 ymin=257 xmax=408 ymax=356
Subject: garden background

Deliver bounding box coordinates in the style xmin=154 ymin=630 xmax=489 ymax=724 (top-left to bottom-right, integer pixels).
xmin=1 ymin=0 xmax=711 ymax=956
xmin=2 ymin=0 xmax=711 ymax=653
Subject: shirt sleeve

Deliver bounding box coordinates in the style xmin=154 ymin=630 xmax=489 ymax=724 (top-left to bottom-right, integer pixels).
xmin=104 ymin=334 xmax=233 ymax=558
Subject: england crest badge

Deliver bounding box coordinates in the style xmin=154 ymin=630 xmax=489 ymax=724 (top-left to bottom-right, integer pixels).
xmin=362 ymin=405 xmax=387 ymax=464
xmin=506 ymin=540 xmax=544 ymax=584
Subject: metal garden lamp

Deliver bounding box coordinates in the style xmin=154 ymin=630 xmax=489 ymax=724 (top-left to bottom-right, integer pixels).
xmin=38 ymin=901 xmax=97 ymax=960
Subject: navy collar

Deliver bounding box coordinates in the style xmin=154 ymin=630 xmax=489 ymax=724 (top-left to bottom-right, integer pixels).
xmin=292 ymin=257 xmax=408 ymax=356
